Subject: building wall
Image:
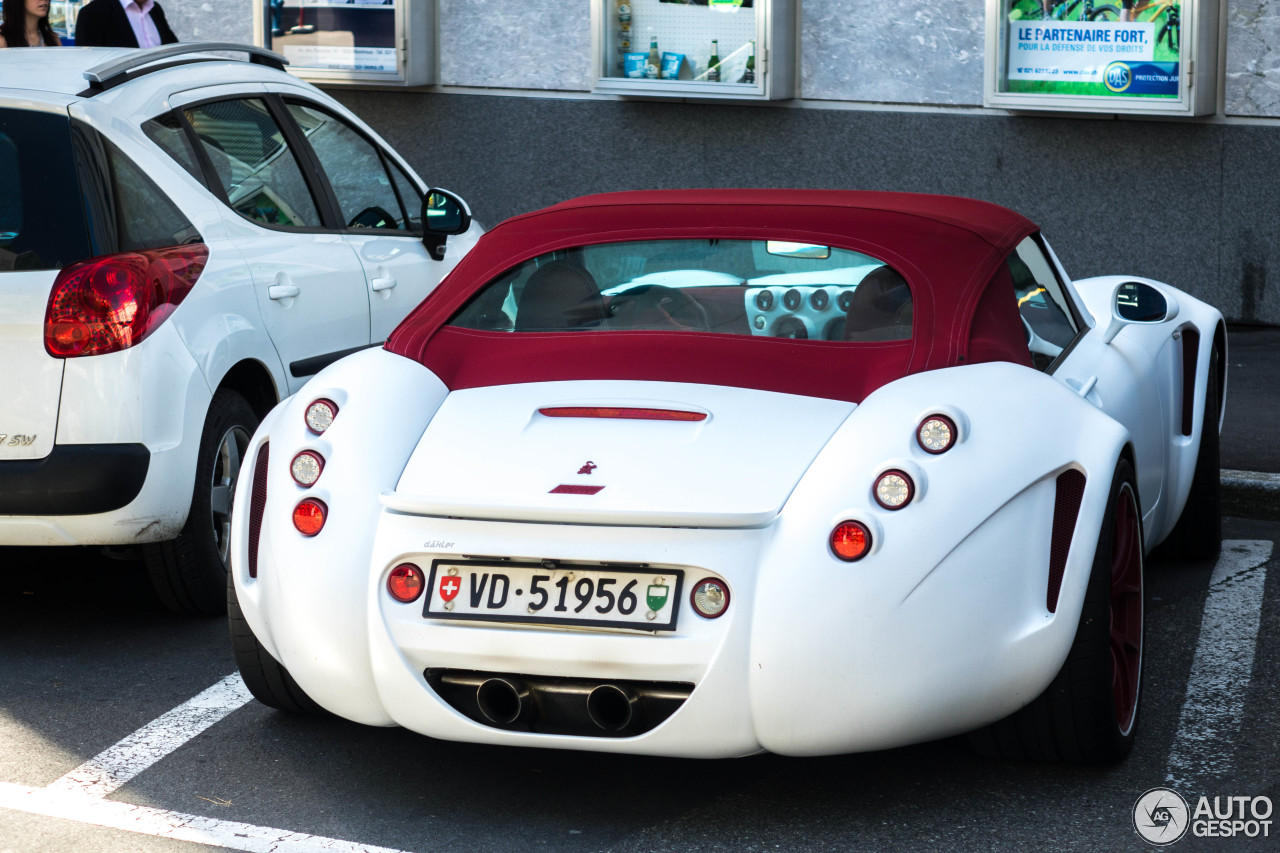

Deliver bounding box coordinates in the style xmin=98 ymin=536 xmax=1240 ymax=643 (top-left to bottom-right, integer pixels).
xmin=165 ymin=0 xmax=1280 ymax=324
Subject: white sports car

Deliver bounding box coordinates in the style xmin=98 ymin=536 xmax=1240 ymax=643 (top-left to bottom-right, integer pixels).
xmin=229 ymin=190 xmax=1225 ymax=761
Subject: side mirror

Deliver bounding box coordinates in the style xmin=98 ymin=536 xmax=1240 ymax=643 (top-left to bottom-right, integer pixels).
xmin=1102 ymin=280 xmax=1179 ymax=344
xmin=421 ymin=188 xmax=472 ymax=261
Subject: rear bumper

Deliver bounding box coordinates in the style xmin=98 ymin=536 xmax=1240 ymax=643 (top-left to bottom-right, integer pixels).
xmin=0 ymin=444 xmax=149 ymax=515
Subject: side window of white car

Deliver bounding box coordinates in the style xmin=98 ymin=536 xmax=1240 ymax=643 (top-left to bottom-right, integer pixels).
xmin=182 ymin=98 xmax=322 ymax=229
xmin=284 ymin=101 xmax=415 ymax=232
xmin=1009 ymin=236 xmax=1079 ymax=371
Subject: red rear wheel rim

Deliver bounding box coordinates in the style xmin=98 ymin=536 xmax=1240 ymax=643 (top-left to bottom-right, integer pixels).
xmin=1109 ymin=484 xmax=1143 ymax=734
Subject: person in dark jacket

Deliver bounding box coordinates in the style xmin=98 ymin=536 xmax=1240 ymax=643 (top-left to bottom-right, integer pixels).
xmin=73 ymin=0 xmax=177 ymax=48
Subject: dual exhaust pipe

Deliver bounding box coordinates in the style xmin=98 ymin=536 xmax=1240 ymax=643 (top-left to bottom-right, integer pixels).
xmin=476 ymin=677 xmax=639 ymax=732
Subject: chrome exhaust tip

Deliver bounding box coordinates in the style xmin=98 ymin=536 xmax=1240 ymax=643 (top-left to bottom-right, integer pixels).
xmin=476 ymin=678 xmax=532 ymax=725
xmin=586 ymin=684 xmax=639 ymax=732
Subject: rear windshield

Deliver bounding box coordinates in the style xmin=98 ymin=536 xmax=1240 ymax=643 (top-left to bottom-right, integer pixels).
xmin=448 ymin=239 xmax=913 ymax=342
xmin=0 ymin=108 xmax=92 ymax=272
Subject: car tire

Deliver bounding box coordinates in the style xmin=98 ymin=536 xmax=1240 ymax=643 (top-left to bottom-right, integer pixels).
xmin=1157 ymin=346 xmax=1222 ymax=562
xmin=228 ymin=573 xmax=323 ymax=714
xmin=970 ymin=457 xmax=1144 ymax=763
xmin=144 ymin=389 xmax=258 ymax=616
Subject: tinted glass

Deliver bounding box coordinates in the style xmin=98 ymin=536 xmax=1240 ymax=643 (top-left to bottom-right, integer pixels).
xmin=105 ymin=139 xmax=200 ymax=250
xmin=184 ymin=98 xmax=321 ymax=228
xmin=142 ymin=112 xmax=205 ymax=186
xmin=285 ymin=101 xmax=409 ymax=231
xmin=449 ymin=239 xmax=912 ymax=342
xmin=0 ymin=108 xmax=92 ymax=272
xmin=1008 ymin=236 xmax=1079 ymax=370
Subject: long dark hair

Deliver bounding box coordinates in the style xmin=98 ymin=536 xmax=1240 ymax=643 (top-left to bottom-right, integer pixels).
xmin=2 ymin=0 xmax=59 ymax=47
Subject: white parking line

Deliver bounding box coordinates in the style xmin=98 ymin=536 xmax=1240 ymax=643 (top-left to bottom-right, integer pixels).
xmin=1165 ymin=539 xmax=1273 ymax=790
xmin=0 ymin=782 xmax=411 ymax=853
xmin=46 ymin=674 xmax=252 ymax=798
xmin=0 ymin=673 xmax=413 ymax=853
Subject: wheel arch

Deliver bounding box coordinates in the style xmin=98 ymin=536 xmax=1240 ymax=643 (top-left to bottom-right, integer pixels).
xmin=214 ymin=358 xmax=281 ymax=421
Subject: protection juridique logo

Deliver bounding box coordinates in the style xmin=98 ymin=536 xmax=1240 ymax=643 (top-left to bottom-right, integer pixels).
xmin=1134 ymin=787 xmax=1190 ymax=846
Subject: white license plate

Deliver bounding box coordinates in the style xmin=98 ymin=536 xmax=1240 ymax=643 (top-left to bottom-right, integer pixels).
xmin=424 ymin=560 xmax=683 ymax=631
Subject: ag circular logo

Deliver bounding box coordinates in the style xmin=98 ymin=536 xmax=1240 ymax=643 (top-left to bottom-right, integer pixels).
xmin=1105 ymin=61 xmax=1133 ymax=92
xmin=1134 ymin=787 xmax=1190 ymax=846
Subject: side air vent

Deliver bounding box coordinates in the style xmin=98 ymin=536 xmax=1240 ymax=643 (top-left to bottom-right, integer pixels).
xmin=248 ymin=442 xmax=269 ymax=579
xmin=1180 ymin=327 xmax=1200 ymax=437
xmin=1047 ymin=469 xmax=1087 ymax=613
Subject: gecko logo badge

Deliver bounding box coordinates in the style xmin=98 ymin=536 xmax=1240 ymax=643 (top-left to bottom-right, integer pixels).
xmin=1134 ymin=787 xmax=1190 ymax=846
xmin=1105 ymin=61 xmax=1133 ymax=92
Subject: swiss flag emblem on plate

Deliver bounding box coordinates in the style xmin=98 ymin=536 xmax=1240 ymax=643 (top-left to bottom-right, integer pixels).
xmin=439 ymin=575 xmax=461 ymax=602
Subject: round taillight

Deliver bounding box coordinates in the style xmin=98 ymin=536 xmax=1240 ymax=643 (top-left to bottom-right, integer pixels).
xmin=917 ymin=414 xmax=957 ymax=454
xmin=290 ymin=450 xmax=324 ymax=486
xmin=690 ymin=578 xmax=730 ymax=619
xmin=292 ymin=498 xmax=327 ymax=536
xmin=874 ymin=470 xmax=914 ymax=510
xmin=305 ymin=399 xmax=338 ymax=434
xmin=830 ymin=520 xmax=872 ymax=561
xmin=387 ymin=563 xmax=425 ymax=603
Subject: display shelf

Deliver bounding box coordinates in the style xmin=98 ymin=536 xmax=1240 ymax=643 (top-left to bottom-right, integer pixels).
xmin=592 ymin=0 xmax=794 ymax=101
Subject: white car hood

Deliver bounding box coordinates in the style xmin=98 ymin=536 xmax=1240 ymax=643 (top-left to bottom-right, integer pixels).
xmin=382 ymin=381 xmax=856 ymax=528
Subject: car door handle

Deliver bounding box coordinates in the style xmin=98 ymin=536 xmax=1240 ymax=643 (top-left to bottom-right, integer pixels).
xmin=371 ymin=277 xmax=397 ymax=292
xmin=268 ymin=284 xmax=300 ymax=300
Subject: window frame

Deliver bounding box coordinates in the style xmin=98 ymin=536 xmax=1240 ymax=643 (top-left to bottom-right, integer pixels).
xmin=1012 ymin=233 xmax=1088 ymax=375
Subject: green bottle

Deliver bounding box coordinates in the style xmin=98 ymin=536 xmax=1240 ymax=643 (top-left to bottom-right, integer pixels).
xmin=707 ymin=39 xmax=721 ymax=82
xmin=740 ymin=40 xmax=756 ymax=84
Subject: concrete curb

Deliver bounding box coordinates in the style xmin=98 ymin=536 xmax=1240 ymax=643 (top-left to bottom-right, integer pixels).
xmin=1222 ymin=469 xmax=1280 ymax=521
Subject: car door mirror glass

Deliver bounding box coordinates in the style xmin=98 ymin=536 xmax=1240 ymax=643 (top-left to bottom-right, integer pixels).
xmin=1115 ymin=281 xmax=1168 ymax=322
xmin=421 ymin=188 xmax=472 ymax=261
xmin=423 ymin=190 xmax=470 ymax=235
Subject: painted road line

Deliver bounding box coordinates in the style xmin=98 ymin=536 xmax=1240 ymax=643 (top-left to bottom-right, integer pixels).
xmin=46 ymin=674 xmax=252 ymax=798
xmin=0 ymin=782 xmax=413 ymax=853
xmin=1165 ymin=539 xmax=1273 ymax=790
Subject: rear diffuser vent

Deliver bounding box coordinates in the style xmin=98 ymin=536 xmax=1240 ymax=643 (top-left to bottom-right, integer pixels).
xmin=1047 ymin=469 xmax=1086 ymax=613
xmin=248 ymin=442 xmax=269 ymax=579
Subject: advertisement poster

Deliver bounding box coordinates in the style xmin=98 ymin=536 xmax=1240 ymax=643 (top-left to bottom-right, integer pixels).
xmin=1003 ymin=0 xmax=1181 ymax=98
xmin=267 ymin=0 xmax=397 ymax=74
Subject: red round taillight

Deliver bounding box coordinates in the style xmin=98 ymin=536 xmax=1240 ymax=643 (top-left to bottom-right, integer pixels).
xmin=290 ymin=450 xmax=324 ymax=486
xmin=690 ymin=577 xmax=730 ymax=619
xmin=292 ymin=498 xmax=327 ymax=536
xmin=917 ymin=414 xmax=957 ymax=454
xmin=830 ymin=520 xmax=872 ymax=561
xmin=387 ymin=563 xmax=425 ymax=603
xmin=305 ymin=399 xmax=338 ymax=434
xmin=874 ymin=470 xmax=915 ymax=510
xmin=44 ymin=245 xmax=208 ymax=358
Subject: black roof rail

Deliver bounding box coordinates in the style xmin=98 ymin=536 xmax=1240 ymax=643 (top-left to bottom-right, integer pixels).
xmin=81 ymin=43 xmax=288 ymax=95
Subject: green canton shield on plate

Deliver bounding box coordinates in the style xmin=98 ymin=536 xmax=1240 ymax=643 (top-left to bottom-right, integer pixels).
xmin=647 ymin=584 xmax=669 ymax=612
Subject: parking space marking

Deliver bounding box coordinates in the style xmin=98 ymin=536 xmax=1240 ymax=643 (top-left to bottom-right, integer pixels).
xmin=0 ymin=782 xmax=412 ymax=853
xmin=0 ymin=673 xmax=415 ymax=852
xmin=46 ymin=673 xmax=252 ymax=798
xmin=1165 ymin=539 xmax=1273 ymax=790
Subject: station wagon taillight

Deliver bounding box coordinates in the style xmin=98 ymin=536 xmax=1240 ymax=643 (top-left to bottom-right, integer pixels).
xmin=44 ymin=245 xmax=208 ymax=358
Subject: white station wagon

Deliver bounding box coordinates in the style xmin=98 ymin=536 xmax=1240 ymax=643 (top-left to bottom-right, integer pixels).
xmin=0 ymin=43 xmax=477 ymax=614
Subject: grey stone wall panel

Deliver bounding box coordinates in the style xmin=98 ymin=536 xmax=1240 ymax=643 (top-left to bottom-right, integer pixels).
xmin=438 ymin=0 xmax=591 ymax=91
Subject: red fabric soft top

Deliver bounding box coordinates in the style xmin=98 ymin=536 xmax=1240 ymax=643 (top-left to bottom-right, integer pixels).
xmin=385 ymin=190 xmax=1039 ymax=404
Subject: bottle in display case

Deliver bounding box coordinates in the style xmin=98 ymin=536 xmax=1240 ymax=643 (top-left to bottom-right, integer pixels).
xmin=616 ymin=0 xmax=631 ymax=71
xmin=739 ymin=40 xmax=756 ymax=84
xmin=707 ymin=39 xmax=720 ymax=82
xmin=647 ymin=35 xmax=661 ymax=79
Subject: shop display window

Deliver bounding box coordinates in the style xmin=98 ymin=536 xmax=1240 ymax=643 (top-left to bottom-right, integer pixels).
xmin=593 ymin=0 xmax=794 ymax=100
